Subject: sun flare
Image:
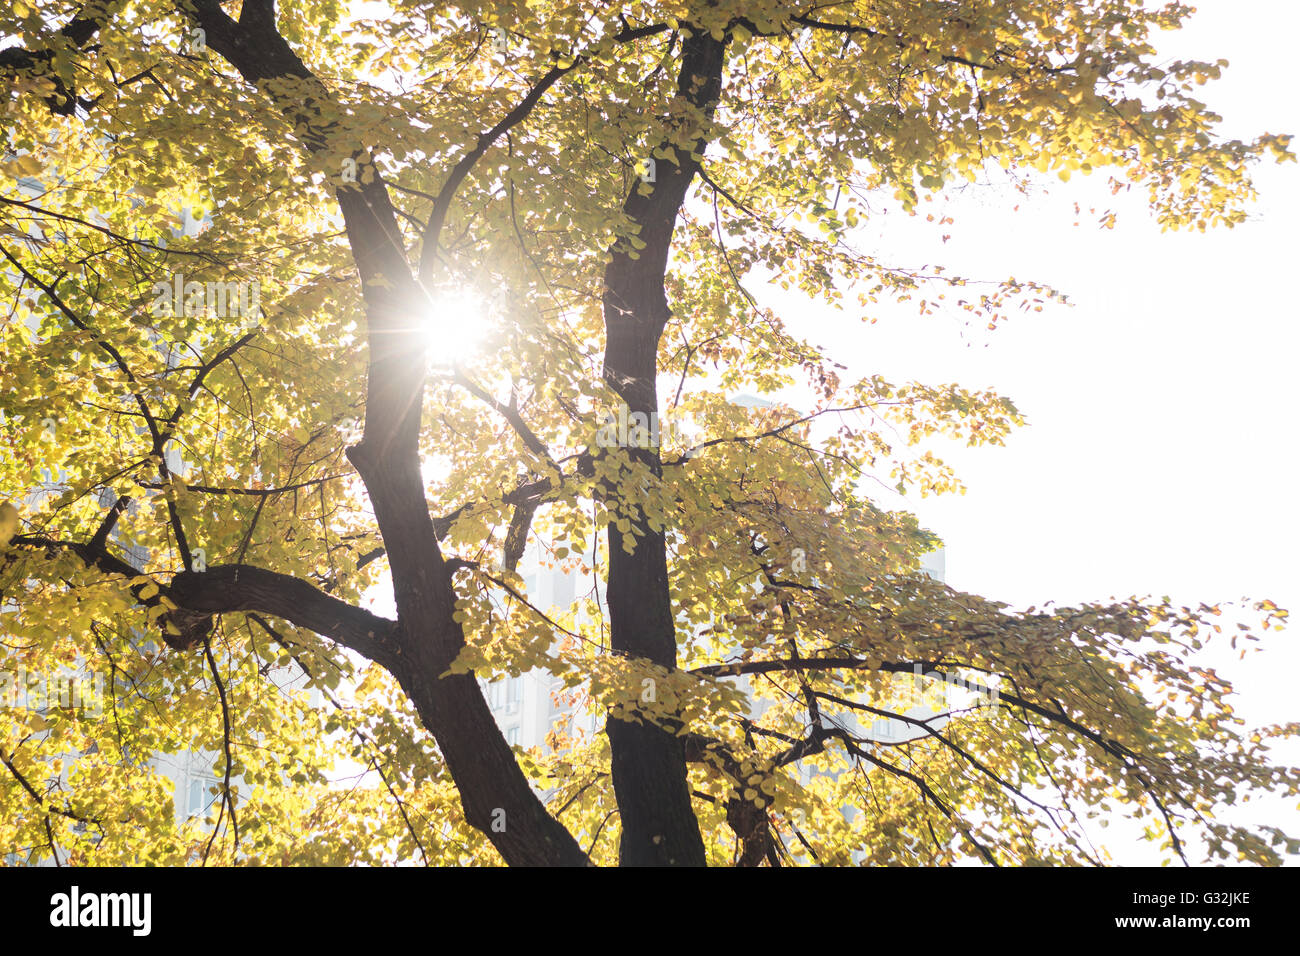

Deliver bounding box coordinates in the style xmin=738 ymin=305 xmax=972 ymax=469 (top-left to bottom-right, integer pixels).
xmin=420 ymin=290 xmax=490 ymax=367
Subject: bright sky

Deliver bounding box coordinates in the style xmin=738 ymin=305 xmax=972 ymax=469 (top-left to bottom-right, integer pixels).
xmin=758 ymin=0 xmax=1298 ymax=860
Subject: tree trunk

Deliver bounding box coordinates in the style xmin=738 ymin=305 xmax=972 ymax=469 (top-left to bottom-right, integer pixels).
xmin=599 ymin=29 xmax=728 ymax=866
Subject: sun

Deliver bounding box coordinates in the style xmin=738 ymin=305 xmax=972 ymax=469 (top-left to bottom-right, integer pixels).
xmin=420 ymin=290 xmax=490 ymax=368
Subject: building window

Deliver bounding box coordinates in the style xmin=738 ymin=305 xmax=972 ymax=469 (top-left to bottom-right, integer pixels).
xmin=187 ymin=776 xmax=218 ymax=817
xmin=505 ymin=726 xmax=520 ymax=746
xmin=486 ymin=676 xmax=522 ymax=714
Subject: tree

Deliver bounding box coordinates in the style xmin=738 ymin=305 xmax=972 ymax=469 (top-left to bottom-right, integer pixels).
xmin=0 ymin=0 xmax=1295 ymax=867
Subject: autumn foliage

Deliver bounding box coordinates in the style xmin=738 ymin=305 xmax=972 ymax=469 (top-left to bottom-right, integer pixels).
xmin=0 ymin=0 xmax=1296 ymax=866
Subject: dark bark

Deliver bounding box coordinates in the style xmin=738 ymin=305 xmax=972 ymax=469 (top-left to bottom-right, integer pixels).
xmin=169 ymin=564 xmax=400 ymax=665
xmin=599 ymin=28 xmax=729 ymax=867
xmin=345 ymin=442 xmax=589 ymax=866
xmin=684 ymin=733 xmax=776 ymax=866
xmin=0 ymin=4 xmax=113 ymax=113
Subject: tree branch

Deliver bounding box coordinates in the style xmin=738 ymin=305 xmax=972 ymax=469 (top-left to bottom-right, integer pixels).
xmin=418 ymin=63 xmax=576 ymax=279
xmin=169 ymin=564 xmax=400 ymax=667
xmin=0 ymin=3 xmax=115 ymax=114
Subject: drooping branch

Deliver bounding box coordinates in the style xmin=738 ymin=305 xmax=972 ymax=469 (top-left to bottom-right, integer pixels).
xmin=0 ymin=195 xmax=220 ymax=260
xmin=0 ymin=242 xmax=198 ymax=569
xmin=200 ymin=635 xmax=240 ymax=862
xmin=693 ymin=655 xmax=1134 ymax=756
xmin=135 ymin=475 xmax=348 ymax=497
xmin=0 ymin=244 xmax=161 ymax=447
xmin=661 ymin=402 xmax=875 ymax=465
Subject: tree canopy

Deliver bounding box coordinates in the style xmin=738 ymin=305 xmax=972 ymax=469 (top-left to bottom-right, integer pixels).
xmin=0 ymin=0 xmax=1296 ymax=866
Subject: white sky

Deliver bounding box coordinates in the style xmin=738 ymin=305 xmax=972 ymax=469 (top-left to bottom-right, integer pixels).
xmin=758 ymin=0 xmax=1298 ymax=861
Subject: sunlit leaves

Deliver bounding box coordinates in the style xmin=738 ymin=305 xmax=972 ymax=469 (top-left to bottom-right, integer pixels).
xmin=0 ymin=0 xmax=1294 ymax=866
